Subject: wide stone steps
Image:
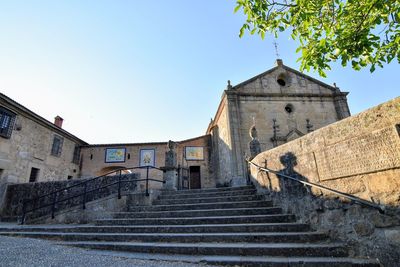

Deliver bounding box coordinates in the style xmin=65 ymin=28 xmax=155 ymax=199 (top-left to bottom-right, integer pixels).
xmin=127 ymin=199 xmax=273 ymax=212
xmin=163 ymin=185 xmax=254 ymax=195
xmin=0 ymin=231 xmax=328 ymax=243
xmin=202 ymin=256 xmax=381 ymax=267
xmin=157 ymin=189 xmax=257 ymax=200
xmin=0 ymin=184 xmax=380 ymax=265
xmin=95 ymin=214 xmax=295 ymax=226
xmin=0 ymin=223 xmax=312 ymax=234
xmin=112 ymin=206 xmax=283 ymax=218
xmin=61 ymin=241 xmax=349 ymax=257
xmin=152 ymin=194 xmax=263 ymax=205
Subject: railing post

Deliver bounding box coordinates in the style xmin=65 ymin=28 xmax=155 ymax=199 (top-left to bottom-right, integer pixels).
xmin=118 ymin=170 xmax=122 ymax=199
xmin=177 ymin=164 xmax=181 ymax=190
xmin=145 ymin=166 xmax=149 ymax=196
xmin=20 ymin=200 xmax=26 ymax=225
xmin=51 ymin=192 xmax=57 ymax=219
xmin=82 ymin=182 xmax=87 ymax=210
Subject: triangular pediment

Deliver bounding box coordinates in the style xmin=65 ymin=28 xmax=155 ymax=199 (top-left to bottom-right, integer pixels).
xmin=231 ymin=60 xmax=344 ymax=96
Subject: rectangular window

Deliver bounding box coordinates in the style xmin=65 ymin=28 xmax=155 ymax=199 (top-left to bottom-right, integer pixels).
xmin=67 ymin=175 xmax=73 ymax=180
xmin=51 ymin=135 xmax=64 ymax=157
xmin=0 ymin=107 xmax=16 ymax=139
xmin=29 ymin=167 xmax=40 ymax=182
xmin=0 ymin=168 xmax=4 ymax=179
xmin=72 ymin=145 xmax=81 ymax=164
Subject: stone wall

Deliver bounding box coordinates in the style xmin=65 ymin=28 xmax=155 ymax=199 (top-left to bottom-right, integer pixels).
xmin=210 ymin=99 xmax=234 ymax=186
xmin=176 ymin=135 xmax=214 ymax=188
xmin=250 ymin=97 xmax=400 ymax=266
xmin=0 ymin=95 xmax=86 ymax=184
xmin=0 ymin=173 xmax=138 ymax=222
xmin=208 ymin=60 xmax=350 ymax=185
xmin=80 ymin=135 xmax=214 ymax=189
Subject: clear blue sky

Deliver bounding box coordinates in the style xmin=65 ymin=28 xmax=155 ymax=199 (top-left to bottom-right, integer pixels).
xmin=0 ymin=1 xmax=398 ymax=144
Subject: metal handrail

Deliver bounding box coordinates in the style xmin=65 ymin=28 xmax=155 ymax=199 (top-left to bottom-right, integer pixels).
xmin=247 ymin=160 xmax=385 ymax=213
xmin=20 ymin=165 xmax=165 ymax=224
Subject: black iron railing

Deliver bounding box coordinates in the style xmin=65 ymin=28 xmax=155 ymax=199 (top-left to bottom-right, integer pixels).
xmin=20 ymin=166 xmax=165 ymax=224
xmin=247 ymin=160 xmax=385 ymax=213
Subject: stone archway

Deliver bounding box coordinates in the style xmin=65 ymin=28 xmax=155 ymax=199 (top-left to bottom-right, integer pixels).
xmin=96 ymin=166 xmax=132 ymax=176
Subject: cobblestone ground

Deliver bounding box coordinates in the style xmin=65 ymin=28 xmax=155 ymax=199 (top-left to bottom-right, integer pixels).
xmin=0 ymin=235 xmax=217 ymax=267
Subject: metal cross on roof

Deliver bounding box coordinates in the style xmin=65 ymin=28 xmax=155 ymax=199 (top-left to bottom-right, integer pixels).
xmin=273 ymin=40 xmax=280 ymax=58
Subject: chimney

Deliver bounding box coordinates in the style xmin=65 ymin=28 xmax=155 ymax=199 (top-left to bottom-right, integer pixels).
xmin=54 ymin=116 xmax=63 ymax=128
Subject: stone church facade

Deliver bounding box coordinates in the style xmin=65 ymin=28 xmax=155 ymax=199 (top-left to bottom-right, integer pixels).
xmin=0 ymin=59 xmax=350 ymax=188
xmin=207 ymin=59 xmax=350 ymax=186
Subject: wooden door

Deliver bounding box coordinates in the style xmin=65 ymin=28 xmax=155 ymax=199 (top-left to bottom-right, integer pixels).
xmin=189 ymin=166 xmax=201 ymax=189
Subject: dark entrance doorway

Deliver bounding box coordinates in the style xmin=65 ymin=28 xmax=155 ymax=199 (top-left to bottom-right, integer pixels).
xmin=189 ymin=166 xmax=201 ymax=189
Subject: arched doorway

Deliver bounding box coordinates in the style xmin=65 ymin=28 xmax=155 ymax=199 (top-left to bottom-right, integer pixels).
xmin=96 ymin=166 xmax=132 ymax=176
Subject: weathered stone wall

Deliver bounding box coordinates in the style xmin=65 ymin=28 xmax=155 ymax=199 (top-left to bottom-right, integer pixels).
xmin=238 ymin=97 xmax=339 ymax=153
xmin=208 ymin=60 xmax=350 ymax=185
xmin=80 ymin=135 xmax=214 ymax=189
xmin=250 ymin=97 xmax=400 ymax=266
xmin=0 ymin=173 xmax=138 ymax=221
xmin=176 ymin=135 xmax=215 ymax=188
xmin=209 ymin=99 xmax=234 ymax=186
xmin=0 ymin=96 xmax=85 ymax=184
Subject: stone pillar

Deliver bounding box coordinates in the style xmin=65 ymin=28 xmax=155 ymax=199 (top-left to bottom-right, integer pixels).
xmin=162 ymin=140 xmax=178 ymax=190
xmin=249 ymin=124 xmax=261 ymax=160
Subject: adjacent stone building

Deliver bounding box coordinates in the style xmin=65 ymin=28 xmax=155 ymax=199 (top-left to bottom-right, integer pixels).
xmin=0 ymin=59 xmax=350 ymax=189
xmin=79 ymin=135 xmax=213 ymax=189
xmin=0 ymin=93 xmax=87 ymax=184
xmin=207 ymin=59 xmax=350 ymax=186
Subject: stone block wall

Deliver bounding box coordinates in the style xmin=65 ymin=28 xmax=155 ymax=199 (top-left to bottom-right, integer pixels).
xmin=0 ymin=173 xmax=137 ymax=222
xmin=209 ymin=100 xmax=234 ymax=186
xmin=0 ymin=112 xmax=83 ymax=184
xmin=80 ymin=135 xmax=214 ymax=190
xmin=250 ymin=97 xmax=400 ymax=266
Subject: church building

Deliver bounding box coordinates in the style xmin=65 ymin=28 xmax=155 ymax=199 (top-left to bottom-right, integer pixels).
xmin=207 ymin=59 xmax=350 ymax=186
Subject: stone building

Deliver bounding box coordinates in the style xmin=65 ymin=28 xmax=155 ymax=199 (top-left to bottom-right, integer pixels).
xmin=206 ymin=59 xmax=350 ymax=186
xmin=79 ymin=135 xmax=213 ymax=189
xmin=0 ymin=93 xmax=87 ymax=184
xmin=0 ymin=59 xmax=350 ymax=189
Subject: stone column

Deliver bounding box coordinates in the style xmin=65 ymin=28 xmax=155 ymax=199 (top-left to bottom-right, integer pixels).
xmin=162 ymin=140 xmax=178 ymax=190
xmin=249 ymin=124 xmax=261 ymax=160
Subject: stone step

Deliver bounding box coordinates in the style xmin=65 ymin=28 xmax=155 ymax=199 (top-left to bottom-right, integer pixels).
xmin=95 ymin=214 xmax=296 ymax=226
xmin=152 ymin=194 xmax=264 ymax=205
xmin=0 ymin=231 xmax=328 ymax=243
xmin=128 ymin=200 xmax=273 ymax=212
xmin=61 ymin=241 xmax=349 ymax=257
xmin=112 ymin=207 xmax=283 ymax=219
xmin=158 ymin=189 xmax=257 ymax=200
xmin=162 ymin=186 xmax=255 ymax=195
xmin=0 ymin=223 xmax=311 ymax=234
xmin=201 ymin=255 xmax=381 ymax=267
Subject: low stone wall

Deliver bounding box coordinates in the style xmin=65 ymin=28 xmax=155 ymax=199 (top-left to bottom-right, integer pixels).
xmin=0 ymin=173 xmax=138 ymax=222
xmin=250 ymin=97 xmax=400 ymax=266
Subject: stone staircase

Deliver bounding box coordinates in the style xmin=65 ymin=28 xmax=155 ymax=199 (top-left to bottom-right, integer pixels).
xmin=0 ymin=185 xmax=380 ymax=266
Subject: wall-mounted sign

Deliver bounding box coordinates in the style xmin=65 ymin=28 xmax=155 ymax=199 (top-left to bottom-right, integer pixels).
xmin=140 ymin=149 xmax=155 ymax=166
xmin=105 ymin=148 xmax=126 ymax=163
xmin=185 ymin=146 xmax=204 ymax=160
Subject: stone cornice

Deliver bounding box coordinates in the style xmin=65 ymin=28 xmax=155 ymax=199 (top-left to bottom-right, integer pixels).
xmin=226 ymin=91 xmax=349 ymax=98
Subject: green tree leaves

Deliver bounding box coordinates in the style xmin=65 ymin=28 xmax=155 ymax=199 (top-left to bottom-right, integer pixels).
xmin=235 ymin=0 xmax=400 ymax=77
